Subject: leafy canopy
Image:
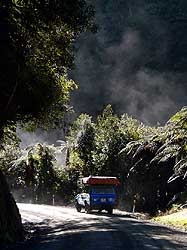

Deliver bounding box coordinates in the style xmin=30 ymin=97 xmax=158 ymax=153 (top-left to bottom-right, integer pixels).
xmin=0 ymin=0 xmax=95 ymax=129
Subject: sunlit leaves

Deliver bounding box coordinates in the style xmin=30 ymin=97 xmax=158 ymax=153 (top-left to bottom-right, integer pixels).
xmin=68 ymin=106 xmax=187 ymax=213
xmin=169 ymin=106 xmax=187 ymax=130
xmin=151 ymin=145 xmax=181 ymax=163
xmin=0 ymin=125 xmax=20 ymax=173
xmin=68 ymin=114 xmax=95 ymax=175
xmin=0 ymin=0 xmax=95 ymax=129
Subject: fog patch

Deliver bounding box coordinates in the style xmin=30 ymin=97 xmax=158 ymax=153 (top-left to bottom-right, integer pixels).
xmin=16 ymin=127 xmax=65 ymax=148
xmin=71 ymin=1 xmax=187 ymax=124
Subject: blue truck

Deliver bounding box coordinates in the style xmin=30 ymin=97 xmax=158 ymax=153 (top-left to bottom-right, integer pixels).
xmin=75 ymin=176 xmax=120 ymax=214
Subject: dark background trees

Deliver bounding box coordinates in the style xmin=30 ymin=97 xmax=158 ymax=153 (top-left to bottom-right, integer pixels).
xmin=71 ymin=0 xmax=187 ymax=124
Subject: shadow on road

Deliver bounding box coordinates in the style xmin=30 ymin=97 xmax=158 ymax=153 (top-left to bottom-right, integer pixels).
xmin=5 ymin=212 xmax=187 ymax=250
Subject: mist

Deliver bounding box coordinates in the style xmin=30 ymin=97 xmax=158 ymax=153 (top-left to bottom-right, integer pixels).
xmin=71 ymin=0 xmax=187 ymax=124
xmin=16 ymin=128 xmax=65 ymax=148
xmin=16 ymin=1 xmax=187 ymax=147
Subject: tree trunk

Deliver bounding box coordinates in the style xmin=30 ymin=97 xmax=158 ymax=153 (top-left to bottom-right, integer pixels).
xmin=0 ymin=169 xmax=23 ymax=243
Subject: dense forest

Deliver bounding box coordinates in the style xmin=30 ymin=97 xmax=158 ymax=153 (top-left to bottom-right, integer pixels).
xmin=2 ymin=106 xmax=187 ymax=216
xmin=68 ymin=105 xmax=187 ymax=214
xmin=1 ymin=0 xmax=187 ymax=245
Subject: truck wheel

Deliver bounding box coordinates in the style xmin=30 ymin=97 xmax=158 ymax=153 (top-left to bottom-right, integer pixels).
xmin=108 ymin=208 xmax=113 ymax=215
xmin=76 ymin=205 xmax=81 ymax=212
xmin=75 ymin=202 xmax=81 ymax=212
xmin=85 ymin=204 xmax=91 ymax=214
xmin=85 ymin=207 xmax=91 ymax=213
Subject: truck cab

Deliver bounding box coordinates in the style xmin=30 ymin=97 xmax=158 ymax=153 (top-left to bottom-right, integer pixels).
xmin=75 ymin=176 xmax=120 ymax=214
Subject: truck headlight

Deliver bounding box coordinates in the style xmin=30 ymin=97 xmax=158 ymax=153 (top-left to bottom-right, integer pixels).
xmin=108 ymin=198 xmax=115 ymax=202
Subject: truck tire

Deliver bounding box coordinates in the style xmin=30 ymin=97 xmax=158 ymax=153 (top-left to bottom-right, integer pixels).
xmin=85 ymin=207 xmax=91 ymax=213
xmin=108 ymin=208 xmax=113 ymax=215
xmin=76 ymin=205 xmax=81 ymax=212
xmin=85 ymin=201 xmax=91 ymax=214
xmin=75 ymin=202 xmax=81 ymax=212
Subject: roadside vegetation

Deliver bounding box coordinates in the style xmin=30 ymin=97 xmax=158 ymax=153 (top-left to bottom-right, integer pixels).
xmin=1 ymin=105 xmax=187 ymax=218
xmin=0 ymin=0 xmax=95 ymax=244
xmin=67 ymin=105 xmax=187 ymax=215
xmin=153 ymin=206 xmax=187 ymax=231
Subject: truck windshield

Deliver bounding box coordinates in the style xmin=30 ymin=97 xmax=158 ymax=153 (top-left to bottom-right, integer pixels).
xmin=91 ymin=186 xmax=115 ymax=194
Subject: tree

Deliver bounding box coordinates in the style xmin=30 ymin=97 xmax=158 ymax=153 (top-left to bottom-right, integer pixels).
xmin=119 ymin=108 xmax=187 ymax=214
xmin=0 ymin=0 xmax=95 ymax=243
xmin=92 ymin=105 xmax=123 ymax=176
xmin=0 ymin=124 xmax=20 ymax=174
xmin=68 ymin=105 xmax=187 ymax=214
xmin=0 ymin=0 xmax=95 ymax=129
xmin=68 ymin=114 xmax=95 ymax=175
xmin=152 ymin=107 xmax=187 ymax=187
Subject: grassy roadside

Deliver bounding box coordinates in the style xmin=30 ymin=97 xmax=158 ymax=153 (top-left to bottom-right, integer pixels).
xmin=152 ymin=208 xmax=187 ymax=231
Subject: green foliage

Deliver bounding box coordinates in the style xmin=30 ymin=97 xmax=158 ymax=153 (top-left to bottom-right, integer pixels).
xmin=68 ymin=106 xmax=187 ymax=214
xmin=68 ymin=114 xmax=93 ymax=147
xmin=119 ymin=114 xmax=148 ymax=141
xmin=0 ymin=125 xmax=21 ymax=173
xmin=2 ymin=106 xmax=187 ymax=214
xmin=7 ymin=142 xmax=76 ymax=204
xmin=119 ymin=107 xmax=187 ymax=213
xmin=0 ymin=1 xmax=95 ymax=243
xmin=68 ymin=114 xmax=95 ymax=174
xmin=169 ymin=106 xmax=187 ymax=129
xmin=0 ymin=0 xmax=95 ymax=129
xmin=69 ymin=105 xmax=149 ymax=177
xmin=92 ymin=105 xmax=123 ymax=175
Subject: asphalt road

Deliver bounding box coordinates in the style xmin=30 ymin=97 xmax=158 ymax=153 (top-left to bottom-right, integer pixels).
xmin=15 ymin=203 xmax=187 ymax=250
